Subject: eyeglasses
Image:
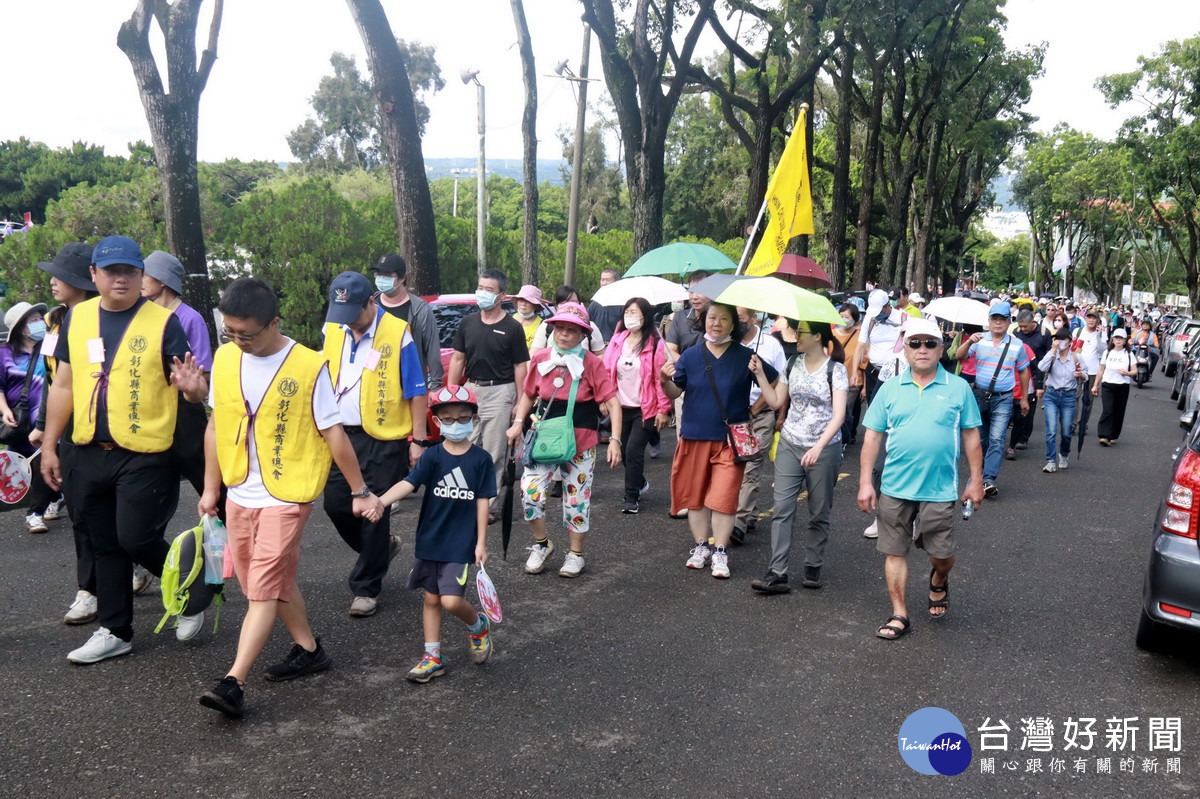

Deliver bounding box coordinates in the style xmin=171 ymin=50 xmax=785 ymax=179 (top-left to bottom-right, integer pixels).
xmin=222 ymin=324 xmax=268 ymax=343
xmin=906 ymin=339 xmax=941 ymax=350
xmin=436 ymin=413 xmax=474 ymax=425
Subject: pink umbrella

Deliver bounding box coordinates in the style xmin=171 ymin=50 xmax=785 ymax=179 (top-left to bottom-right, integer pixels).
xmin=772 ymin=254 xmax=833 ymax=289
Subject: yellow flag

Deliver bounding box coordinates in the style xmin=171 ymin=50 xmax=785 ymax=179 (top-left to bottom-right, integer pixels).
xmin=745 ymin=108 xmax=814 ymax=276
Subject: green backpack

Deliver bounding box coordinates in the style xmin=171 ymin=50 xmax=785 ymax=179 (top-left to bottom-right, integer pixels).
xmin=155 ymin=523 xmax=224 ymax=635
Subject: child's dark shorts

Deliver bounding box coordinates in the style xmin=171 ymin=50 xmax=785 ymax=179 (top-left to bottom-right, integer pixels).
xmin=406 ymin=557 xmax=470 ymax=597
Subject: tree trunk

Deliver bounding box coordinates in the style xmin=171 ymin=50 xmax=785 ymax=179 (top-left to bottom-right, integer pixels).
xmin=912 ymin=120 xmax=945 ymax=293
xmin=851 ymin=74 xmax=887 ymax=290
xmin=117 ymin=0 xmax=221 ymax=337
xmin=826 ymin=41 xmax=855 ymax=289
xmin=345 ymin=0 xmax=441 ymax=294
xmin=510 ymin=0 xmax=539 ymax=286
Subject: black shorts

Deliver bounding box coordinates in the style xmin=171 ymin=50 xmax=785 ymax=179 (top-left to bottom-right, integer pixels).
xmin=406 ymin=557 xmax=469 ymax=597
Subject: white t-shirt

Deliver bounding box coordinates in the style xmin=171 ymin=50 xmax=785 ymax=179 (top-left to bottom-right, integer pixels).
xmin=207 ymin=339 xmax=342 ymax=508
xmin=741 ymin=326 xmax=787 ymax=404
xmin=780 ymin=354 xmax=849 ymax=448
xmin=857 ymin=308 xmax=905 ymax=367
xmin=1100 ymin=348 xmax=1134 ymax=386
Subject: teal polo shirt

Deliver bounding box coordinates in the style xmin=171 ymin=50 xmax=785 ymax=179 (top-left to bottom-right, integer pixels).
xmin=862 ymin=365 xmax=981 ymax=503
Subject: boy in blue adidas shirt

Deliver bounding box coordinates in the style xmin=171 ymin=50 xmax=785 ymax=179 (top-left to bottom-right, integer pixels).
xmin=379 ymin=385 xmax=496 ymax=682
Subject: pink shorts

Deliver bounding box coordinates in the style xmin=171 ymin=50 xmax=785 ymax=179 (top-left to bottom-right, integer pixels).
xmin=225 ymin=501 xmax=313 ymax=602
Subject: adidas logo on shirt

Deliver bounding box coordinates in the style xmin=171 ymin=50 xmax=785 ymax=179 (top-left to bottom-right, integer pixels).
xmin=434 ymin=467 xmax=475 ymax=500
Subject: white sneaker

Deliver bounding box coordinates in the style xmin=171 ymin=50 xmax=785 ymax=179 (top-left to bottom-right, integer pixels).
xmin=686 ymin=543 xmax=711 ymax=569
xmin=63 ymin=590 xmax=98 ymax=625
xmin=132 ymin=566 xmax=153 ymax=595
xmin=862 ymin=519 xmax=879 ymax=539
xmin=25 ymin=514 xmax=47 ymax=534
xmin=1057 ymin=453 xmax=1069 ymax=469
xmin=42 ymin=499 xmax=66 ymax=521
xmin=524 ymin=540 xmax=555 ymax=574
xmin=1043 ymin=460 xmax=1058 ymax=473
xmin=558 ymin=552 xmax=585 ymax=578
xmin=710 ymin=549 xmax=730 ymax=579
xmin=176 ymin=611 xmax=205 ymax=641
xmin=67 ymin=627 xmax=132 ymax=664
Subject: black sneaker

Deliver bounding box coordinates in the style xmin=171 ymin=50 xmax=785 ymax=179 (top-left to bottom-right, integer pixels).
xmin=199 ymin=676 xmax=244 ymax=718
xmin=1014 ymin=441 xmax=1027 ymax=450
xmin=802 ymin=566 xmax=822 ymax=589
xmin=731 ymin=526 xmax=747 ymax=545
xmin=983 ymin=481 xmax=998 ymax=499
xmin=621 ymin=499 xmax=639 ymax=514
xmin=750 ymin=571 xmax=791 ymax=594
xmin=264 ymin=638 xmax=332 ymax=682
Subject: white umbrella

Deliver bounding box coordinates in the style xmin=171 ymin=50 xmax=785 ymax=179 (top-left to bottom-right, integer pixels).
xmin=923 ymin=296 xmax=990 ymax=327
xmin=591 ymin=275 xmax=689 ymax=307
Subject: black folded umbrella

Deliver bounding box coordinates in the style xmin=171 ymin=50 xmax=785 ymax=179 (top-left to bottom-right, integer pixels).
xmin=501 ymin=444 xmax=516 ymax=559
xmin=1074 ymin=379 xmax=1093 ymax=456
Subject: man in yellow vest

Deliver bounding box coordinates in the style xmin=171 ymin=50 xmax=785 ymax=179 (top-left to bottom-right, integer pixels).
xmin=197 ymin=276 xmax=383 ymax=719
xmin=41 ymin=235 xmax=209 ymax=665
xmin=321 ymin=271 xmax=429 ymax=618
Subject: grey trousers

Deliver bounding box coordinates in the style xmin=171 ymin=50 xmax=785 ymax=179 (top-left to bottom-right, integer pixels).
xmin=735 ymin=407 xmax=779 ymax=530
xmin=467 ymin=380 xmax=517 ymax=505
xmin=768 ymin=436 xmax=843 ymax=574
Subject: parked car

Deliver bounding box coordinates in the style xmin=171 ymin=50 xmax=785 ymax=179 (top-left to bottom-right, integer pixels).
xmin=1164 ymin=318 xmax=1200 ymax=378
xmin=1156 ymin=313 xmax=1179 ymax=343
xmin=426 ymin=294 xmax=553 ymax=376
xmin=1137 ymin=409 xmax=1200 ymax=651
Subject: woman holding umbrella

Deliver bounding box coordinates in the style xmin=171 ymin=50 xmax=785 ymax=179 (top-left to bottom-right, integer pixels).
xmin=660 ymin=302 xmax=784 ymax=579
xmin=602 ymin=297 xmax=671 ymax=515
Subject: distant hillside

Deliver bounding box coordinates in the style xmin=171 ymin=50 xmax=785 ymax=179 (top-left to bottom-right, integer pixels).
xmin=425 ymin=157 xmax=568 ymax=186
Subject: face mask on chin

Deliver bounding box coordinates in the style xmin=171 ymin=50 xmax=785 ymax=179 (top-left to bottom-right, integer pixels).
xmin=704 ymin=332 xmax=732 ymax=346
xmin=518 ymin=309 xmax=537 ymax=319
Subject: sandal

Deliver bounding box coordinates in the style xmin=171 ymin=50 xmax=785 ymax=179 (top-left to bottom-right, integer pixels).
xmin=929 ymin=567 xmax=949 ymax=620
xmin=876 ymin=615 xmax=911 ymax=640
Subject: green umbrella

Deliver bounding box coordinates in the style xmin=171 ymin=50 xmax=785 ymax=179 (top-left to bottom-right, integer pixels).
xmin=714 ymin=276 xmax=844 ymax=325
xmin=625 ymin=242 xmax=738 ymax=277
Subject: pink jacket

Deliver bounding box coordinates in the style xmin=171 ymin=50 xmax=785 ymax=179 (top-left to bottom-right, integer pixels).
xmin=602 ymin=330 xmax=672 ymax=420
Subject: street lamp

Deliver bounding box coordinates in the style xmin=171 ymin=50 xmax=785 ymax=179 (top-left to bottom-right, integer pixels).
xmin=550 ymin=25 xmax=596 ymax=287
xmin=461 ymin=69 xmax=486 ymax=274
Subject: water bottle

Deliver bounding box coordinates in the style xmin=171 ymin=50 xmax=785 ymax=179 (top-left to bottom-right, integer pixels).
xmin=961 ymin=500 xmax=975 ymax=521
xmin=201 ymin=515 xmax=228 ymax=585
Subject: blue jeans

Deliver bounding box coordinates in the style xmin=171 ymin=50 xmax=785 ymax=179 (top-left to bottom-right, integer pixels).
xmin=1042 ymin=387 xmax=1076 ymax=460
xmin=978 ymin=390 xmax=1013 ymax=482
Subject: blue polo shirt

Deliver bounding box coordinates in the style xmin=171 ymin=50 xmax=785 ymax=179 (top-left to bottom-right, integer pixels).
xmin=673 ymin=341 xmax=779 ymax=441
xmin=862 ymin=365 xmax=981 ymax=502
xmin=967 ymin=333 xmax=1031 ymax=393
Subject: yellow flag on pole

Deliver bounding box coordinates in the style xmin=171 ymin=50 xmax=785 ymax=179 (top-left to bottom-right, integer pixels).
xmin=745 ymin=108 xmax=814 ymax=276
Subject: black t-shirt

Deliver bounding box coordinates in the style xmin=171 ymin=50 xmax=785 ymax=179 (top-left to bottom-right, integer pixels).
xmin=1014 ymin=327 xmax=1051 ymax=385
xmin=380 ymin=297 xmax=412 ymax=324
xmin=451 ymin=312 xmax=530 ymax=383
xmin=55 ymin=297 xmax=192 ymax=442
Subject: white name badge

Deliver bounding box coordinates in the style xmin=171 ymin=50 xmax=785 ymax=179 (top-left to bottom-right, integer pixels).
xmin=362 ymin=347 xmax=381 ymax=371
xmin=87 ymin=338 xmax=106 ymax=364
xmin=40 ymin=333 xmax=59 ymax=357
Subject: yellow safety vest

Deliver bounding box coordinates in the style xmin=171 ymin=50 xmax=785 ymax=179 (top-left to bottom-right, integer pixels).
xmin=212 ymin=341 xmax=333 ymax=504
xmin=68 ymin=298 xmax=177 ymax=452
xmin=43 ymin=319 xmax=60 ymax=378
xmin=323 ymin=311 xmax=414 ymax=440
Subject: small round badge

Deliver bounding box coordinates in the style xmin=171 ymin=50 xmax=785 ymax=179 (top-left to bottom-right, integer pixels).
xmin=553 ymin=377 xmax=564 ymax=388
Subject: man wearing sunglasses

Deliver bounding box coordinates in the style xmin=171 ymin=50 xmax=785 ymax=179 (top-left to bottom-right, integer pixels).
xmin=859 ymin=318 xmax=983 ymax=640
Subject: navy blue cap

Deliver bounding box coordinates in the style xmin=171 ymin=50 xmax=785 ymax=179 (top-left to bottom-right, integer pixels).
xmin=326 ymin=271 xmax=374 ymax=325
xmin=92 ymin=235 xmax=144 ymax=270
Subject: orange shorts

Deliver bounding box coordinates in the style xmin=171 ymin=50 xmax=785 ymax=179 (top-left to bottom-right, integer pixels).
xmin=670 ymin=438 xmax=746 ymax=516
xmin=225 ymin=501 xmax=313 ymax=602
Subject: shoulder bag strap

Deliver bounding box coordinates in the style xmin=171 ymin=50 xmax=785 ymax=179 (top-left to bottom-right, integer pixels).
xmin=826 ymin=357 xmax=836 ymax=400
xmin=986 ymin=337 xmax=1012 ymax=394
xmin=16 ymin=353 xmax=36 ymax=404
xmin=701 ymin=346 xmax=731 ymax=425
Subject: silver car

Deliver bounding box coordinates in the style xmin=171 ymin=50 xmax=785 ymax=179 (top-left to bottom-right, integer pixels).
xmin=1138 ymin=409 xmax=1200 ymax=650
xmin=1164 ymin=318 xmax=1200 ymax=377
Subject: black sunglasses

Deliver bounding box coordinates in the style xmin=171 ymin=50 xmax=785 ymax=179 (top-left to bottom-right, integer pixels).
xmin=906 ymin=338 xmax=941 ymax=350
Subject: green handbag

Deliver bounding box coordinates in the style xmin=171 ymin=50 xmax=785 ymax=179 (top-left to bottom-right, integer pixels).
xmin=530 ymin=372 xmax=581 ymax=465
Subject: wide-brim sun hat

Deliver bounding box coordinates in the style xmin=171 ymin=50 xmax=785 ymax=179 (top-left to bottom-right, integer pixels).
xmin=544 ymin=301 xmax=592 ymax=331
xmin=37 ymin=242 xmax=96 ymax=291
xmin=4 ymin=301 xmax=50 ymax=344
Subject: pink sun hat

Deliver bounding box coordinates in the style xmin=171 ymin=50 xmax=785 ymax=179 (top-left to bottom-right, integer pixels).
xmin=544 ymin=301 xmax=591 ymax=331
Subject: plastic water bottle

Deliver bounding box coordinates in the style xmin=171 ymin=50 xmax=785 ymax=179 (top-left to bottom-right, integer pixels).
xmin=961 ymin=500 xmax=975 ymax=521
xmin=201 ymin=515 xmax=228 ymax=585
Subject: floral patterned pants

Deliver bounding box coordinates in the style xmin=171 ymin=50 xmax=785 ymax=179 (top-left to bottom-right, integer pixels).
xmin=520 ymin=448 xmax=595 ymax=534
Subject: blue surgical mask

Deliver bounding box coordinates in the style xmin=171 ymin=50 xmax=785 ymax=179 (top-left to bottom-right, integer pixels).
xmin=375 ymin=275 xmax=397 ymax=293
xmin=519 ymin=309 xmax=537 ymax=320
xmin=475 ymin=290 xmax=499 ymax=310
xmin=440 ymin=420 xmax=473 ymax=442
xmin=26 ymin=321 xmax=46 ymax=341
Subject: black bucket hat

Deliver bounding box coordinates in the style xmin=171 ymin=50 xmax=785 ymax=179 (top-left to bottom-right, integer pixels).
xmin=37 ymin=242 xmax=97 ymax=292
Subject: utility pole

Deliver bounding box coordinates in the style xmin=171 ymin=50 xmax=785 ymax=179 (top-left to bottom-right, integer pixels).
xmin=562 ymin=25 xmax=591 ymax=287
xmin=461 ymin=69 xmax=486 ymax=274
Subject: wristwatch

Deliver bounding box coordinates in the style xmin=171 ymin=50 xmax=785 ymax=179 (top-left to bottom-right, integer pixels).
xmin=412 ymin=438 xmax=434 ymax=447
xmin=350 ymin=485 xmax=371 ymax=499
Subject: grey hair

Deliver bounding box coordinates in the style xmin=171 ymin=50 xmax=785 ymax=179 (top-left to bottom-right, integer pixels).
xmin=1016 ymin=310 xmax=1035 ymax=323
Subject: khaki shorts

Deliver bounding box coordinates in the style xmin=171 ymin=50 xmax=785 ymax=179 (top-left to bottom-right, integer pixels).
xmin=226 ymin=501 xmax=313 ymax=602
xmin=670 ymin=438 xmax=746 ymax=516
xmin=875 ymin=495 xmax=956 ymax=559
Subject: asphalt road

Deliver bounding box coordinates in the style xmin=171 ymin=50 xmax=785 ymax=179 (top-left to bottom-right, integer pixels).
xmin=1 ymin=378 xmax=1198 ymax=798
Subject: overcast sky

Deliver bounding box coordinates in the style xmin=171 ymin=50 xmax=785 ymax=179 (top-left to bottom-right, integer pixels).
xmin=5 ymin=1 xmax=1200 ymax=164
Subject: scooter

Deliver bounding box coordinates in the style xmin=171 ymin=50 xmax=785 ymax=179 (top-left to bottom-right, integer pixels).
xmin=1135 ymin=344 xmax=1152 ymax=388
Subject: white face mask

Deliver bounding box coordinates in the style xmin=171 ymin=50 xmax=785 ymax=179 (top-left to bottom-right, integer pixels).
xmin=623 ymin=316 xmax=643 ymax=332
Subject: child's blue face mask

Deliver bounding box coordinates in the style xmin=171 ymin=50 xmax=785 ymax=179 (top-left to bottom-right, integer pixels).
xmin=440 ymin=420 xmax=474 ymax=442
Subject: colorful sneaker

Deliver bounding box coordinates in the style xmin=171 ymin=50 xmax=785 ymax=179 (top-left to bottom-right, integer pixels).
xmin=468 ymin=614 xmax=493 ymax=664
xmin=406 ymin=653 xmax=445 ymax=683
xmin=686 ymin=543 xmax=711 ymax=569
xmin=199 ymin=676 xmax=244 ymax=718
xmin=558 ymin=552 xmax=585 ymax=578
xmin=67 ymin=627 xmax=132 ymax=664
xmin=524 ymin=540 xmax=554 ymax=574
xmin=25 ymin=514 xmax=47 ymax=534
xmin=64 ymin=590 xmax=98 ymax=625
xmin=42 ymin=499 xmax=66 ymax=521
xmin=1057 ymin=453 xmax=1069 ymax=470
xmin=710 ymin=549 xmax=730 ymax=579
